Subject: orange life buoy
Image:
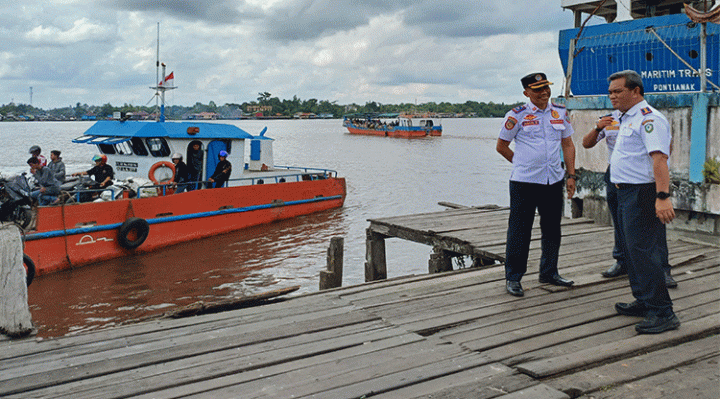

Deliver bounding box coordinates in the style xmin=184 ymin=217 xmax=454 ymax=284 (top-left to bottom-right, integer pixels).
xmin=148 ymin=161 xmax=176 ymax=184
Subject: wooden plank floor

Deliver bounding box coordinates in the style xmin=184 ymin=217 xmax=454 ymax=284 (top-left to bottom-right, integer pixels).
xmin=1 ymin=209 xmax=718 ymax=399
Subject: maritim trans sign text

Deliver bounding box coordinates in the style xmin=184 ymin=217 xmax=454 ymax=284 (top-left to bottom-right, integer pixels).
xmin=642 ymin=68 xmax=713 ymax=92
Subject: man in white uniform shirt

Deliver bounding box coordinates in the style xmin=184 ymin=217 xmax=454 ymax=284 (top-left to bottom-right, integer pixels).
xmin=584 ymin=112 xmax=676 ymax=287
xmin=606 ymin=70 xmax=678 ymax=334
xmin=497 ymin=72 xmax=577 ymax=297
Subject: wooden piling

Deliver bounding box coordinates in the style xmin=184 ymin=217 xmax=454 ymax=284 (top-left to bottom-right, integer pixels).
xmin=0 ymin=224 xmax=32 ymax=338
xmin=428 ymin=246 xmax=453 ymax=274
xmin=364 ymin=229 xmax=387 ymax=282
xmin=319 ymin=237 xmax=344 ymax=290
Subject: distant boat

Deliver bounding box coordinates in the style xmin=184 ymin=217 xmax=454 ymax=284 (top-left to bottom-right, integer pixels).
xmin=342 ymin=113 xmax=442 ymax=138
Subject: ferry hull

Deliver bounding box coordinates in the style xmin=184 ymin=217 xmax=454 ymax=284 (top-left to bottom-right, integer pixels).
xmin=24 ymin=178 xmax=346 ymax=275
xmin=345 ymin=126 xmax=442 ymax=138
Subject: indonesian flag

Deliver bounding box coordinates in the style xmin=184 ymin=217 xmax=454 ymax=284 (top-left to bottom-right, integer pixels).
xmin=159 ymin=71 xmax=174 ymax=87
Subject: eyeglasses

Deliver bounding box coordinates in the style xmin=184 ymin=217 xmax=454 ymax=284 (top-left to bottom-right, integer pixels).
xmin=608 ymin=88 xmax=629 ymax=95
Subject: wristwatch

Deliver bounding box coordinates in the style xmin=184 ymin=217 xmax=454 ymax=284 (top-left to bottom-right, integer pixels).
xmin=566 ymin=174 xmax=578 ymax=180
xmin=656 ymin=191 xmax=671 ymax=199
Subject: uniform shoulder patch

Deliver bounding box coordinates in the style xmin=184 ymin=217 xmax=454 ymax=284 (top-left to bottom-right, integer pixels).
xmin=551 ymin=102 xmax=566 ymax=108
xmin=641 ymin=107 xmax=653 ymax=115
xmin=643 ymin=121 xmax=654 ymax=133
xmin=511 ymin=105 xmax=527 ymax=114
xmin=505 ymin=116 xmax=518 ymax=130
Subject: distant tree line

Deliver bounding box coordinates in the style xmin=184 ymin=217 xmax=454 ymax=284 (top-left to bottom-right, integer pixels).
xmin=0 ymin=94 xmax=523 ymax=120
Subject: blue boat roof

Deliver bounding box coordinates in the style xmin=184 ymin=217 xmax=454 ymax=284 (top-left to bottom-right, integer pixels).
xmin=79 ymin=120 xmax=255 ymax=140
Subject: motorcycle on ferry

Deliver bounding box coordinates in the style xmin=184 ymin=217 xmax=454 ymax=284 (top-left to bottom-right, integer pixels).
xmin=0 ymin=172 xmax=35 ymax=286
xmin=0 ymin=173 xmax=33 ymax=229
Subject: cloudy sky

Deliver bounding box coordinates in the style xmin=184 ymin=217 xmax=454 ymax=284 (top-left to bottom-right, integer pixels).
xmin=1 ymin=0 xmax=595 ymax=109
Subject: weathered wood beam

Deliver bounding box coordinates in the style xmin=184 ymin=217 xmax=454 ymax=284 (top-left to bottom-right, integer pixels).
xmin=320 ymin=237 xmax=344 ymax=290
xmin=365 ymin=228 xmax=387 ymax=281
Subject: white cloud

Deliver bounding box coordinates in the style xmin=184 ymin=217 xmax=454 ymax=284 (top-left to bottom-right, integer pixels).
xmin=25 ymin=18 xmax=114 ymax=45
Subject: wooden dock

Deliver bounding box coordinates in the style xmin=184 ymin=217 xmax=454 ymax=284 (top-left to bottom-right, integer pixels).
xmin=1 ymin=207 xmax=718 ymax=398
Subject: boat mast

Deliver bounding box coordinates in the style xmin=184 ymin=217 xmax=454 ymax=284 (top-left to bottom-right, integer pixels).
xmin=156 ymin=23 xmax=160 ymax=119
xmin=151 ymin=22 xmax=176 ymax=122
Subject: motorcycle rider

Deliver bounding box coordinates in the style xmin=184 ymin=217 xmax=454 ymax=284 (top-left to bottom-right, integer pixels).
xmin=47 ymin=150 xmax=66 ymax=183
xmin=72 ymin=154 xmax=114 ymax=188
xmin=28 ymin=157 xmax=61 ymax=205
xmin=28 ymin=145 xmax=47 ymax=167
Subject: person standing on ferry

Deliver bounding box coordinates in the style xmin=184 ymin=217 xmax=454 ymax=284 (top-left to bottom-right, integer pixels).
xmin=496 ymin=72 xmax=577 ymax=297
xmin=187 ymin=142 xmax=203 ymax=190
xmin=170 ymin=153 xmax=191 ymax=194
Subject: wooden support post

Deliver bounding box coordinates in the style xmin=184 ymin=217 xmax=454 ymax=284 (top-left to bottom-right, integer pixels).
xmin=471 ymin=255 xmax=497 ymax=268
xmin=365 ymin=228 xmax=387 ymax=282
xmin=428 ymin=246 xmax=453 ymax=274
xmin=319 ymin=237 xmax=344 ymax=290
xmin=0 ymin=224 xmax=32 ymax=338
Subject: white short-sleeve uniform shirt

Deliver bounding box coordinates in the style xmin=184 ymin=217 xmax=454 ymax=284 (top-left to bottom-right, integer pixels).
xmin=610 ymin=100 xmax=671 ymax=184
xmin=499 ymin=102 xmax=574 ymax=185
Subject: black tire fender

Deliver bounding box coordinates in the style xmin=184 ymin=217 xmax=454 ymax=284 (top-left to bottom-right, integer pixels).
xmin=23 ymin=254 xmax=35 ymax=287
xmin=117 ymin=217 xmax=150 ymax=250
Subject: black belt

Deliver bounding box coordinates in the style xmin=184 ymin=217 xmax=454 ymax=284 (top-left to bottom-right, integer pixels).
xmin=614 ymin=183 xmax=655 ymax=189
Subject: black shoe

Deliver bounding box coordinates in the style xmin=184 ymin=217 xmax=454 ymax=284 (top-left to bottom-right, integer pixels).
xmin=506 ymin=280 xmax=524 ymax=297
xmin=635 ymin=312 xmax=680 ymax=334
xmin=664 ymin=270 xmax=678 ymax=288
xmin=615 ymin=301 xmax=647 ymax=317
xmin=601 ymin=262 xmax=627 ymax=278
xmin=538 ymin=274 xmax=574 ymax=287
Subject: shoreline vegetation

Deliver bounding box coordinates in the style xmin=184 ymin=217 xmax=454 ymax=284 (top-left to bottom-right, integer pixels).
xmin=0 ymin=94 xmax=522 ymax=121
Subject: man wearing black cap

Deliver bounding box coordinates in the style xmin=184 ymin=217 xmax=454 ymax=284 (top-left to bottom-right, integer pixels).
xmin=496 ymin=72 xmax=577 ymax=297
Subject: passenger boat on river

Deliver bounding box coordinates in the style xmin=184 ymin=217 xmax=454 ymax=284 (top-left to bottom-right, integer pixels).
xmin=342 ymin=113 xmax=442 ymax=138
xmin=20 ymin=66 xmax=346 ymax=276
xmin=21 ymin=119 xmax=346 ymax=276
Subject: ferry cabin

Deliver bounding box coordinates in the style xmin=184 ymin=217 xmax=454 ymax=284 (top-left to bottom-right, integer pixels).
xmin=73 ymin=120 xmax=301 ymax=186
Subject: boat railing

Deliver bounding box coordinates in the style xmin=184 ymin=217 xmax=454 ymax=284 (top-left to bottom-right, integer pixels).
xmin=52 ymin=166 xmax=339 ymax=204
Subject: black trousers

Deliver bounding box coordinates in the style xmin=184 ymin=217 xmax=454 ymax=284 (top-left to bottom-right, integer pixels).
xmin=605 ymin=167 xmax=624 ymax=263
xmin=607 ymin=168 xmax=671 ymax=271
xmin=504 ymin=180 xmax=563 ymax=282
xmin=615 ymin=183 xmax=673 ymax=315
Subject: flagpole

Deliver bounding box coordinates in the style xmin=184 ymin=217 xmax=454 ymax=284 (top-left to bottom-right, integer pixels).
xmin=151 ymin=23 xmax=175 ymax=122
xmin=160 ymin=63 xmax=166 ymax=122
xmin=156 ymin=22 xmax=160 ymax=121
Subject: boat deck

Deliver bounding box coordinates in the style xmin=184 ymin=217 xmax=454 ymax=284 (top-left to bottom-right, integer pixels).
xmin=1 ymin=208 xmax=718 ymax=398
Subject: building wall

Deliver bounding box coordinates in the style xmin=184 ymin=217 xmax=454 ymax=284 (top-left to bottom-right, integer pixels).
xmin=558 ymin=94 xmax=720 ymax=245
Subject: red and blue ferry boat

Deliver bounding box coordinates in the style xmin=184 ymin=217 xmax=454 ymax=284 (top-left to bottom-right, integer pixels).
xmin=23 ymin=119 xmax=346 ymax=276
xmin=342 ymin=113 xmax=442 ymax=138
xmin=21 ymin=62 xmax=346 ymax=276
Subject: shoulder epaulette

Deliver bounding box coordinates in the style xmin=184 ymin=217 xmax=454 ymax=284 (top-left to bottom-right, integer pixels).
xmin=511 ymin=105 xmax=527 ymax=114
xmin=641 ymin=107 xmax=653 ymax=115
xmin=551 ymin=102 xmax=566 ymax=109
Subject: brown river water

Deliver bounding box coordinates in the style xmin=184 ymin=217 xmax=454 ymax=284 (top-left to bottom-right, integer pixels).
xmin=0 ymin=118 xmax=511 ymax=337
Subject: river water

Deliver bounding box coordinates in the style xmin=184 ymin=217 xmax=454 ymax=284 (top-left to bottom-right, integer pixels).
xmin=0 ymin=118 xmax=512 ymax=337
